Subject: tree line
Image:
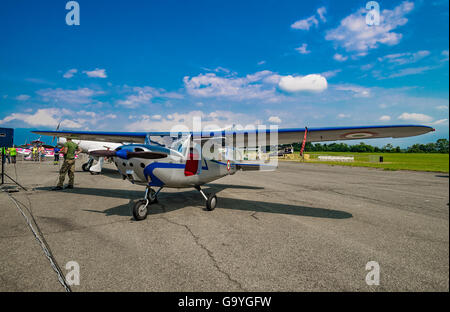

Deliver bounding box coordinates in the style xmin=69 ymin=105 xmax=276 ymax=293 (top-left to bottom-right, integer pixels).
xmin=288 ymin=138 xmax=449 ymax=154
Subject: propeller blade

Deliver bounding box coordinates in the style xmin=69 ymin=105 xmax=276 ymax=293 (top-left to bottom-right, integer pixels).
xmin=127 ymin=151 xmax=167 ymax=159
xmin=52 ymin=122 xmax=61 ymax=145
xmin=89 ymin=150 xmax=117 ymax=157
xmin=89 ymin=150 xmax=168 ymax=159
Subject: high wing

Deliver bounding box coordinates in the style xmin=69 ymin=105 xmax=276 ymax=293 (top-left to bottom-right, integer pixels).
xmin=31 ymin=130 xmax=148 ymax=144
xmin=271 ymin=125 xmax=435 ymax=145
xmin=33 ymin=124 xmax=434 ymax=146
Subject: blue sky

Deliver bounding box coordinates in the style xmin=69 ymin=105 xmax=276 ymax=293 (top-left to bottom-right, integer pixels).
xmin=0 ymin=0 xmax=448 ymax=146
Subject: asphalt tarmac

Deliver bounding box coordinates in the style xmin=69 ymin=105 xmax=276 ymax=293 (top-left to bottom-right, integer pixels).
xmin=0 ymin=157 xmax=448 ymax=291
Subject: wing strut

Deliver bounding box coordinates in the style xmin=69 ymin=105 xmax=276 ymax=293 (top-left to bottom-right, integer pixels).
xmin=300 ymin=126 xmax=308 ymax=158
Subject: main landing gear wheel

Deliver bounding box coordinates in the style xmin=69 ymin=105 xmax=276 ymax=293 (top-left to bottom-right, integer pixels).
xmin=206 ymin=194 xmax=217 ymax=211
xmin=195 ymin=186 xmax=217 ymax=211
xmin=132 ymin=200 xmax=148 ymax=221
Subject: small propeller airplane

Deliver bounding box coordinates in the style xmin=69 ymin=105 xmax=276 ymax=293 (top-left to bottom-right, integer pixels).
xmin=56 ymin=137 xmax=121 ymax=174
xmin=51 ymin=122 xmax=121 ymax=174
xmin=33 ymin=124 xmax=434 ymax=221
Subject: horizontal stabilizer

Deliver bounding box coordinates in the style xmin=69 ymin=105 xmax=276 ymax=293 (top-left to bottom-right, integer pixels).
xmin=234 ymin=161 xmax=277 ymax=171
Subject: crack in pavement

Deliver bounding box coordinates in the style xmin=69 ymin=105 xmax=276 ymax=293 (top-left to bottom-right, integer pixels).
xmin=160 ymin=216 xmax=245 ymax=291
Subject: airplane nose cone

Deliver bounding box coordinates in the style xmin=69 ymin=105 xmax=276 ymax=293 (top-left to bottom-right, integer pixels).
xmin=116 ymin=149 xmax=128 ymax=159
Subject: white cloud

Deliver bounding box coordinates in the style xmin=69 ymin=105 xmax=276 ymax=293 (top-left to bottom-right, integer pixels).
xmin=441 ymin=50 xmax=449 ymax=62
xmin=333 ymin=53 xmax=348 ymax=62
xmin=379 ymin=115 xmax=391 ymax=121
xmin=117 ymin=86 xmax=156 ymax=107
xmin=334 ymin=84 xmax=371 ymax=97
xmin=435 ymin=105 xmax=448 ymax=110
xmin=317 ymin=7 xmax=327 ymax=22
xmin=83 ymin=68 xmax=107 ymax=78
xmin=361 ymin=63 xmax=375 ymax=71
xmin=0 ymin=108 xmax=86 ymax=128
xmin=37 ymin=88 xmax=103 ymax=105
xmin=291 ymin=15 xmax=319 ymax=30
xmin=291 ymin=6 xmax=326 ymax=30
xmin=0 ymin=109 xmax=59 ymax=127
xmin=184 ymin=70 xmax=280 ymax=101
xmin=325 ymin=1 xmax=414 ymax=54
xmin=321 ymin=69 xmax=341 ymax=79
xmin=432 ymin=118 xmax=448 ymax=125
xmin=185 ymin=69 xmax=329 ymax=101
xmin=79 ymin=110 xmax=96 ymax=118
xmin=386 ymin=66 xmax=434 ymax=78
xmin=398 ymin=112 xmax=433 ymax=123
xmin=117 ymin=86 xmax=182 ymax=108
xmin=15 ymin=94 xmax=30 ymax=101
xmin=0 ymin=107 xmax=120 ymax=128
xmin=63 ymin=69 xmax=77 ymax=79
xmin=337 ymin=113 xmax=350 ymax=118
xmin=125 ymin=110 xmax=259 ymax=132
xmin=295 ymin=43 xmax=311 ymax=54
xmin=378 ymin=50 xmax=430 ymax=65
xmin=60 ymin=119 xmax=83 ymax=128
xmin=278 ymin=74 xmax=327 ymax=93
xmin=268 ymin=116 xmax=281 ymax=123
xmin=257 ymin=60 xmax=266 ymax=65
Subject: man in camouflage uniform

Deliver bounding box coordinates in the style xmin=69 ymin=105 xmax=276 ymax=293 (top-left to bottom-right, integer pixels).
xmin=53 ymin=138 xmax=81 ymax=190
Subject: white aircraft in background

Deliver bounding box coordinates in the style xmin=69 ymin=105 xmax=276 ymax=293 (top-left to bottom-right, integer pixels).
xmin=34 ymin=124 xmax=434 ymax=221
xmin=57 ymin=137 xmax=121 ymax=174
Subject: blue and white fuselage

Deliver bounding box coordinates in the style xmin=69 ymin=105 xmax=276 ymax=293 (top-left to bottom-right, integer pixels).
xmin=113 ymin=143 xmax=236 ymax=188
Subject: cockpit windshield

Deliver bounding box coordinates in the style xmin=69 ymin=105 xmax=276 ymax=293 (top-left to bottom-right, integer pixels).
xmin=147 ymin=134 xmax=191 ymax=156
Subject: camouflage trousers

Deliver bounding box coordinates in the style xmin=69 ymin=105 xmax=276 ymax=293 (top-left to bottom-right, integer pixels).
xmin=57 ymin=159 xmax=76 ymax=187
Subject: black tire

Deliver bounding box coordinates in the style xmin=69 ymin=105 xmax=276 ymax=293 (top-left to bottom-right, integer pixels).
xmin=206 ymin=194 xmax=217 ymax=211
xmin=132 ymin=199 xmax=148 ymax=221
xmin=82 ymin=163 xmax=90 ymax=172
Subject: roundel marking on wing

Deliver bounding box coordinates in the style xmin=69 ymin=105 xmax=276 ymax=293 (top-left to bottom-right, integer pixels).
xmin=340 ymin=131 xmax=377 ymax=139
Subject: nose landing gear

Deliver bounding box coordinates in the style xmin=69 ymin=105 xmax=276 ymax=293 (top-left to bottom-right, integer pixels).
xmin=82 ymin=157 xmax=94 ymax=172
xmin=132 ymin=186 xmax=161 ymax=221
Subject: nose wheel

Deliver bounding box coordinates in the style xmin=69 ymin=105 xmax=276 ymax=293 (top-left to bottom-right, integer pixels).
xmin=82 ymin=157 xmax=94 ymax=172
xmin=132 ymin=199 xmax=149 ymax=221
xmin=132 ymin=187 xmax=161 ymax=221
xmin=82 ymin=162 xmax=91 ymax=172
xmin=195 ymin=186 xmax=217 ymax=211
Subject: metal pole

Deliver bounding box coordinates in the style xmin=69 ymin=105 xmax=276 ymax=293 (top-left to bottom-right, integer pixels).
xmin=1 ymin=151 xmax=4 ymax=185
xmin=300 ymin=127 xmax=308 ymax=160
xmin=4 ymin=173 xmax=27 ymax=191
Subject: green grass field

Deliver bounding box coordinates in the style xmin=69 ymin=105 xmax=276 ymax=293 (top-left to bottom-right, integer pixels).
xmin=280 ymin=152 xmax=449 ymax=173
